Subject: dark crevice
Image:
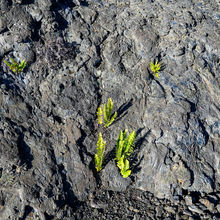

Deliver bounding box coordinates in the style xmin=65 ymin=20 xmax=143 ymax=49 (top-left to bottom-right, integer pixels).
xmin=21 ymin=0 xmax=35 ymax=5
xmin=203 ymin=172 xmax=215 ymax=190
xmin=93 ymin=45 xmax=102 ymax=68
xmin=44 ymin=212 xmax=54 ymax=220
xmin=198 ymin=119 xmax=209 ymax=146
xmin=31 ymin=20 xmax=41 ymax=42
xmin=185 ymin=99 xmax=197 ymax=113
xmin=76 ymin=127 xmax=93 ymax=165
xmin=54 ymin=115 xmax=63 ymax=124
xmin=19 ymin=205 xmax=34 ymax=220
xmin=184 ymin=99 xmax=197 ymax=130
xmin=89 ymin=159 xmax=102 ymax=188
xmin=17 ymin=133 xmax=34 ymax=170
xmin=79 ymin=0 xmax=89 ymax=6
xmin=57 ymin=164 xmax=84 ymax=210
xmin=45 ymin=145 xmax=84 ymax=211
xmin=181 ymin=160 xmax=194 ymax=187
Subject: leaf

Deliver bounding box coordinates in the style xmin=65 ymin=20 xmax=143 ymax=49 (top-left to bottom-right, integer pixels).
xmin=122 ymin=169 xmax=131 ymax=178
xmin=3 ymin=58 xmax=26 ymax=74
xmin=117 ymin=155 xmax=124 ymax=170
xmin=103 ymin=103 xmax=107 ymax=125
xmin=102 ymin=98 xmax=117 ymax=128
xmin=118 ymin=157 xmax=131 ymax=178
xmin=124 ymin=131 xmax=136 ymax=157
xmin=150 ymin=60 xmax=161 ymax=78
xmin=106 ymin=98 xmax=113 ymax=119
xmin=105 ymin=111 xmax=117 ymax=127
xmin=3 ymin=60 xmax=12 ymax=67
xmin=115 ymin=131 xmax=124 ymax=161
xmin=95 ymin=132 xmax=106 ymax=172
xmin=97 ymin=106 xmax=103 ymax=125
xmin=115 ymin=130 xmax=136 ymax=178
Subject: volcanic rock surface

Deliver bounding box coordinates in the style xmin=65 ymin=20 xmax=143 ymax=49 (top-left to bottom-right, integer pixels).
xmin=0 ymin=0 xmax=220 ymax=219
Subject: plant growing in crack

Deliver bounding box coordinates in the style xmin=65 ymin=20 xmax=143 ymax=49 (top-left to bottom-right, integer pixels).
xmin=95 ymin=132 xmax=106 ymax=172
xmin=115 ymin=129 xmax=136 ymax=178
xmin=97 ymin=98 xmax=117 ymax=128
xmin=3 ymin=58 xmax=26 ymax=74
xmin=150 ymin=60 xmax=161 ymax=78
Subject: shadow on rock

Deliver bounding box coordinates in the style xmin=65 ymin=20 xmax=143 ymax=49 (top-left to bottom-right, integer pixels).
xmin=17 ymin=133 xmax=34 ymax=170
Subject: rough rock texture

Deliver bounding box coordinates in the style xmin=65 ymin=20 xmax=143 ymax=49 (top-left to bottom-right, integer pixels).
xmin=0 ymin=0 xmax=220 ymax=219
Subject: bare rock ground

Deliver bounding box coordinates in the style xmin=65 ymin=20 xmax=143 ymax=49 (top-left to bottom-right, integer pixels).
xmin=0 ymin=0 xmax=220 ymax=219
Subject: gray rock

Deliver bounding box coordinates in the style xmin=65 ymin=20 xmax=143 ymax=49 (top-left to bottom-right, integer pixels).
xmin=188 ymin=205 xmax=203 ymax=214
xmin=199 ymin=198 xmax=214 ymax=212
xmin=0 ymin=17 xmax=6 ymax=33
xmin=185 ymin=195 xmax=193 ymax=206
xmin=0 ymin=0 xmax=219 ymax=218
xmin=100 ymin=161 xmax=131 ymax=192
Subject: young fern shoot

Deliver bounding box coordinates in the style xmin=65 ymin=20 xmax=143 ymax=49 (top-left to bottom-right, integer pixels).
xmin=115 ymin=130 xmax=136 ymax=178
xmin=95 ymin=132 xmax=106 ymax=172
xmin=150 ymin=60 xmax=161 ymax=78
xmin=97 ymin=106 xmax=102 ymax=125
xmin=3 ymin=58 xmax=26 ymax=74
xmin=96 ymin=98 xmax=117 ymax=128
xmin=117 ymin=155 xmax=131 ymax=178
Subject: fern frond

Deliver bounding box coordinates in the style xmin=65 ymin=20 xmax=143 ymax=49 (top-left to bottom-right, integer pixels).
xmin=97 ymin=106 xmax=103 ymax=125
xmin=3 ymin=58 xmax=26 ymax=74
xmin=102 ymin=98 xmax=117 ymax=128
xmin=106 ymin=98 xmax=113 ymax=119
xmin=117 ymin=155 xmax=131 ymax=178
xmin=150 ymin=60 xmax=161 ymax=78
xmin=115 ymin=129 xmax=136 ymax=178
xmin=105 ymin=111 xmax=117 ymax=128
xmin=115 ymin=131 xmax=124 ymax=161
xmin=95 ymin=132 xmax=106 ymax=172
xmin=103 ymin=103 xmax=107 ymax=125
xmin=20 ymin=60 xmax=26 ymax=67
xmin=117 ymin=155 xmax=124 ymax=170
xmin=121 ymin=159 xmax=131 ymax=178
xmin=10 ymin=58 xmax=18 ymax=66
xmin=124 ymin=131 xmax=136 ymax=157
xmin=3 ymin=60 xmax=12 ymax=68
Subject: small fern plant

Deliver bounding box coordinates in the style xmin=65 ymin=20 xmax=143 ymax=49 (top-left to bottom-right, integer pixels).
xmin=115 ymin=129 xmax=136 ymax=178
xmin=95 ymin=132 xmax=106 ymax=172
xmin=3 ymin=58 xmax=26 ymax=74
xmin=97 ymin=98 xmax=117 ymax=128
xmin=150 ymin=60 xmax=161 ymax=78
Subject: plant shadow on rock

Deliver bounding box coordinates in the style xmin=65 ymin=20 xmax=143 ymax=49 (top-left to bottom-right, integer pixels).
xmin=130 ymin=128 xmax=151 ymax=175
xmin=113 ymin=98 xmax=133 ymax=124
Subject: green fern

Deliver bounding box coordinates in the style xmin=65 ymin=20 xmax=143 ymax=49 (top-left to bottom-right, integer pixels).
xmin=3 ymin=58 xmax=26 ymax=74
xmin=95 ymin=132 xmax=106 ymax=172
xmin=117 ymin=155 xmax=131 ymax=178
xmin=150 ymin=60 xmax=161 ymax=78
xmin=115 ymin=130 xmax=136 ymax=178
xmin=97 ymin=98 xmax=117 ymax=128
xmin=97 ymin=106 xmax=102 ymax=125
